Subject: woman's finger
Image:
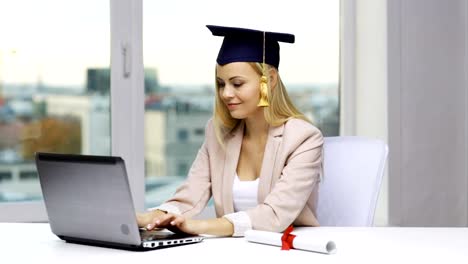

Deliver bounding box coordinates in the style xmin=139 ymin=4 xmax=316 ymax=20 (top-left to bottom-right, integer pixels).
xmin=170 ymin=215 xmax=185 ymax=226
xmin=146 ymin=214 xmax=169 ymax=230
xmin=158 ymin=213 xmax=176 ymax=226
xmin=153 ymin=213 xmax=178 ymax=228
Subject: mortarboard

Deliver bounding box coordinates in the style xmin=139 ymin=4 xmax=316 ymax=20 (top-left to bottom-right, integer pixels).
xmin=206 ymin=25 xmax=295 ymax=69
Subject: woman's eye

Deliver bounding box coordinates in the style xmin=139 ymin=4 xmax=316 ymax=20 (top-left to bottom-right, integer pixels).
xmin=217 ymin=82 xmax=225 ymax=88
xmin=233 ymin=83 xmax=243 ymax=88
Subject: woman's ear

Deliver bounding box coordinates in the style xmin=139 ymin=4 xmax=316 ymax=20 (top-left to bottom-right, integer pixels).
xmin=268 ymin=68 xmax=278 ymax=91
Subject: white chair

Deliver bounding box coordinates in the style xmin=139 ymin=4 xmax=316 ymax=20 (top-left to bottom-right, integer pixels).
xmin=316 ymin=136 xmax=389 ymax=226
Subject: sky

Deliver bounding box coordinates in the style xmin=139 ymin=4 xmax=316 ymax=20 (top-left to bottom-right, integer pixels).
xmin=0 ymin=0 xmax=339 ymax=87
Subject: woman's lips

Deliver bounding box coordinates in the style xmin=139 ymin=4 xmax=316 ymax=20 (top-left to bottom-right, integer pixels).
xmin=227 ymin=103 xmax=240 ymax=110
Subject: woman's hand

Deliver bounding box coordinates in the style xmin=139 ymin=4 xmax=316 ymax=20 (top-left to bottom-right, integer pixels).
xmin=147 ymin=213 xmax=202 ymax=235
xmin=137 ymin=210 xmax=234 ymax=237
xmin=136 ymin=209 xmax=166 ymax=229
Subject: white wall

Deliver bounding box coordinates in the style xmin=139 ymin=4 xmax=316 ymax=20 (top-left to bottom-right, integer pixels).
xmin=388 ymin=0 xmax=468 ymax=226
xmin=346 ymin=0 xmax=468 ymax=227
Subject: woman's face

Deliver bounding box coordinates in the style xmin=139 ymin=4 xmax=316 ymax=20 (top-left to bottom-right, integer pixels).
xmin=216 ymin=62 xmax=262 ymax=120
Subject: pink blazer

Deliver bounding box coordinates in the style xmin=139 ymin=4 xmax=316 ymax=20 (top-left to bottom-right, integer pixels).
xmin=163 ymin=118 xmax=323 ymax=232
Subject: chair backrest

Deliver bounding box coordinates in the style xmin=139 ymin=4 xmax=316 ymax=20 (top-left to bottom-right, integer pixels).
xmin=316 ymin=136 xmax=388 ymax=226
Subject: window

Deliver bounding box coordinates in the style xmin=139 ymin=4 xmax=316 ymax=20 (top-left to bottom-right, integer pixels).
xmin=143 ymin=0 xmax=340 ymax=208
xmin=194 ymin=128 xmax=204 ymax=136
xmin=1 ymin=0 xmax=342 ymax=219
xmin=0 ymin=172 xmax=12 ymax=182
xmin=177 ymin=129 xmax=189 ymax=142
xmin=176 ymin=163 xmax=189 ymax=177
xmin=19 ymin=171 xmax=38 ymax=180
xmin=0 ymin=0 xmax=111 ymax=205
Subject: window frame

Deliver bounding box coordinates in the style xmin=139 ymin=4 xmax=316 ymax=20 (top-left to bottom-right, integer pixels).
xmin=110 ymin=0 xmax=145 ymax=213
xmin=340 ymin=0 xmax=357 ymax=135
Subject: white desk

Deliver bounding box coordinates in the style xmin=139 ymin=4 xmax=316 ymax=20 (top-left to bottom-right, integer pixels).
xmin=1 ymin=223 xmax=468 ymax=263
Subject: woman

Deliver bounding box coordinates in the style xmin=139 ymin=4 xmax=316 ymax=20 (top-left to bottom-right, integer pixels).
xmin=137 ymin=25 xmax=323 ymax=237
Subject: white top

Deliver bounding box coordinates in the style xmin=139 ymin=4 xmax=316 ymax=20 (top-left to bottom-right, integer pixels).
xmin=154 ymin=173 xmax=260 ymax=237
xmin=232 ymin=173 xmax=259 ymax=212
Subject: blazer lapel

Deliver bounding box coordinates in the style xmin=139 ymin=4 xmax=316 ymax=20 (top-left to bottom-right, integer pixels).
xmin=258 ymin=123 xmax=284 ymax=203
xmin=221 ymin=122 xmax=244 ymax=215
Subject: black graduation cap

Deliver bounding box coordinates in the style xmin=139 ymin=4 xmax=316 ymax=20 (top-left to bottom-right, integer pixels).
xmin=206 ymin=25 xmax=295 ymax=69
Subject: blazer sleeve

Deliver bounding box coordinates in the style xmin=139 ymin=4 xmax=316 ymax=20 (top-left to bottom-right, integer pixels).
xmin=246 ymin=126 xmax=323 ymax=232
xmin=155 ymin=121 xmax=213 ymax=218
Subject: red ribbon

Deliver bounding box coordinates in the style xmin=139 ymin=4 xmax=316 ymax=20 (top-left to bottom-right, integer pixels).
xmin=281 ymin=225 xmax=296 ymax=250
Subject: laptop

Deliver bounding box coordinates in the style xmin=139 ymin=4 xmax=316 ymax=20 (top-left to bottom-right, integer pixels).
xmin=35 ymin=152 xmax=204 ymax=250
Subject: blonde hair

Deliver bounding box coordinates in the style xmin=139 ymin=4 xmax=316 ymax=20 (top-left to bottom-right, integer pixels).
xmin=213 ymin=62 xmax=310 ymax=147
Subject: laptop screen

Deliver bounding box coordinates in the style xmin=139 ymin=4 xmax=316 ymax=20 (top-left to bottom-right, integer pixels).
xmin=36 ymin=152 xmax=142 ymax=246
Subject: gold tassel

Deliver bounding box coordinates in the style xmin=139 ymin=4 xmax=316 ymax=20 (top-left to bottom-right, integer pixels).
xmin=257 ymin=75 xmax=269 ymax=107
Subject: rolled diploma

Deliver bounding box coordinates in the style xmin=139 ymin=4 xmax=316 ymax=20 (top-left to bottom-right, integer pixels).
xmin=244 ymin=230 xmax=337 ymax=254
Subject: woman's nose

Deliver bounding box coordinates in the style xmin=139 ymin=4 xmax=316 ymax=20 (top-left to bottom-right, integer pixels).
xmin=222 ymin=86 xmax=234 ymax=99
